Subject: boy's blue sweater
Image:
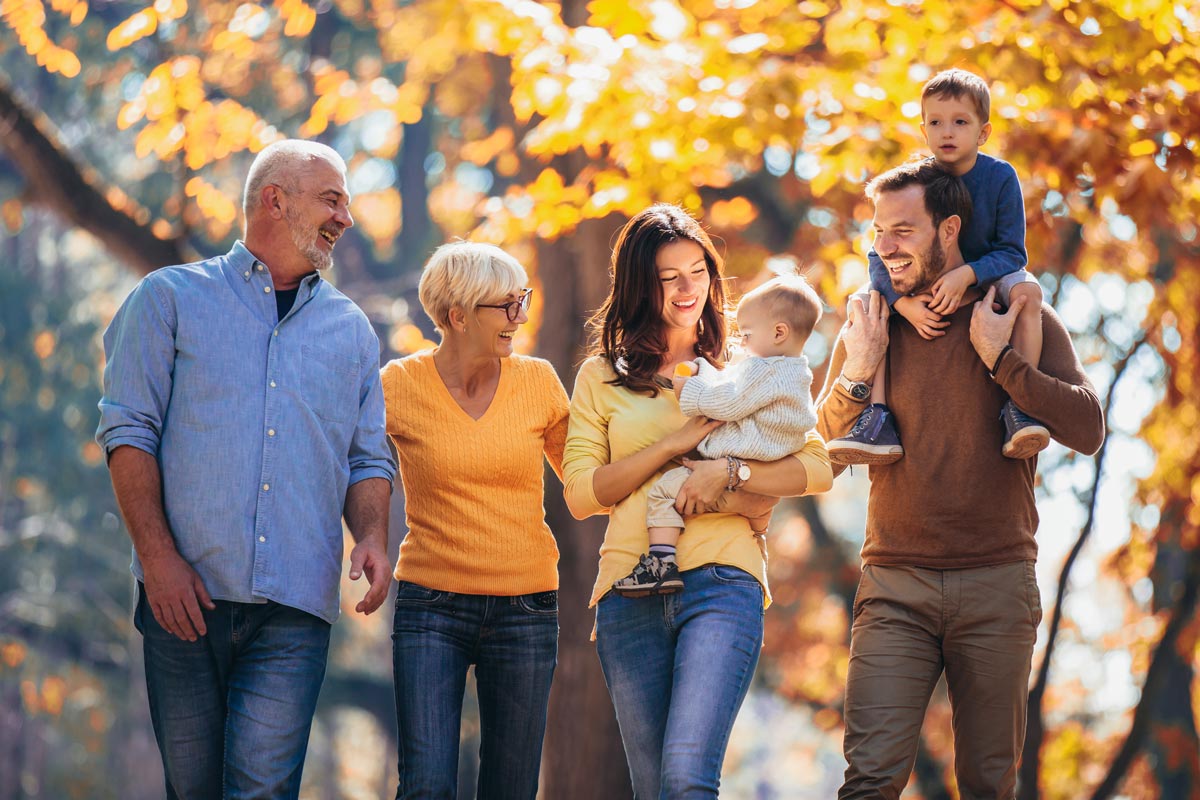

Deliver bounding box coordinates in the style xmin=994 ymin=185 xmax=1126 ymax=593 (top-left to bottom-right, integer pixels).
xmin=868 ymin=152 xmax=1028 ymax=305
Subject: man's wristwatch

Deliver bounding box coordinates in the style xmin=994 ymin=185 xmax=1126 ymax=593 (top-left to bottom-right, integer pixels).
xmin=836 ymin=373 xmax=872 ymax=401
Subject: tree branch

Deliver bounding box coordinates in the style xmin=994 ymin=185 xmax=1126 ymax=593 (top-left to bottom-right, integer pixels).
xmin=1018 ymin=329 xmax=1151 ymax=799
xmin=0 ymin=79 xmax=186 ymax=276
xmin=1089 ymin=543 xmax=1200 ymax=799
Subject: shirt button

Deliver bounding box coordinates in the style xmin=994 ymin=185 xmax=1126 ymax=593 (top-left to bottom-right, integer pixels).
xmin=273 ymin=331 xmax=278 ymax=337
xmin=270 ymin=381 xmax=276 ymax=388
xmin=264 ymin=286 xmax=272 ymax=294
xmin=262 ymin=483 xmax=270 ymax=491
xmin=268 ymin=429 xmax=275 ymax=436
xmin=244 ymin=271 xmax=250 ymax=278
xmin=256 ymin=264 xmax=264 ymax=272
xmin=259 ymin=536 xmax=266 ymax=543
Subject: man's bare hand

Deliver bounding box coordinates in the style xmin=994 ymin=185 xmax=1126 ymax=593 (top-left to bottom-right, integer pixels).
xmin=348 ymin=534 xmax=392 ymax=615
xmin=841 ymin=291 xmax=891 ymax=381
xmin=970 ymin=285 xmax=1026 ymax=369
xmin=142 ymin=551 xmax=215 ymax=641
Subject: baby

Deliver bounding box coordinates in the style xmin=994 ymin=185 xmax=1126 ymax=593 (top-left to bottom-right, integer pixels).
xmin=613 ymin=273 xmax=823 ymax=596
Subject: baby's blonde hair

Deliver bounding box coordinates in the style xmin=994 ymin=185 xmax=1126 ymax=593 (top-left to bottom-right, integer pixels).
xmin=739 ymin=274 xmax=822 ymax=341
xmin=418 ymin=242 xmax=528 ymax=336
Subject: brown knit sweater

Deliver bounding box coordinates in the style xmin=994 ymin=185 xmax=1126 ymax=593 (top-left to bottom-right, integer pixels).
xmin=816 ymin=301 xmax=1104 ymax=568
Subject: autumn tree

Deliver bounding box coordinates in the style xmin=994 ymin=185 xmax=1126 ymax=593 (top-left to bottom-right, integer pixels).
xmin=2 ymin=0 xmax=1198 ymax=796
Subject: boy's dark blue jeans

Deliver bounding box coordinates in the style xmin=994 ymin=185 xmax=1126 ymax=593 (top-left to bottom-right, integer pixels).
xmin=134 ymin=582 xmax=332 ymax=799
xmin=391 ymin=581 xmax=558 ymax=800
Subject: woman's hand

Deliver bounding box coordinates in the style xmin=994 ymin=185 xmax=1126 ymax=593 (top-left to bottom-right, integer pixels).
xmin=674 ymin=457 xmax=729 ymax=515
xmin=662 ymin=416 xmax=723 ymax=458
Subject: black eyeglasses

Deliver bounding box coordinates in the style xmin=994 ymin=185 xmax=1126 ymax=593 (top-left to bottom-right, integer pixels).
xmin=477 ymin=288 xmax=533 ymax=322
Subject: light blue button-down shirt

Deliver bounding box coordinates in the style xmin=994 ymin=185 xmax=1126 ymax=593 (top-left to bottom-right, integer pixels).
xmin=97 ymin=242 xmax=396 ymax=623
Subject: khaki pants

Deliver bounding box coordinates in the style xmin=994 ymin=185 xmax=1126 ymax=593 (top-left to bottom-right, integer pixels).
xmin=840 ymin=562 xmax=1042 ymax=800
xmin=646 ymin=465 xmax=692 ymax=530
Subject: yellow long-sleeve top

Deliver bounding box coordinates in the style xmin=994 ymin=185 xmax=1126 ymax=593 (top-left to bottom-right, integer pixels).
xmin=564 ymin=356 xmax=832 ymax=612
xmin=382 ymin=351 xmax=569 ymax=595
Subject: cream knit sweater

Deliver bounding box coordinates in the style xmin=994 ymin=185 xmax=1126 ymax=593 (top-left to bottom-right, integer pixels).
xmin=678 ymin=355 xmax=816 ymax=462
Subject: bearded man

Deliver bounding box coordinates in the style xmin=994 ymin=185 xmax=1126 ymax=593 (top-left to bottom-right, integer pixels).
xmin=816 ymin=159 xmax=1104 ymax=799
xmin=97 ymin=140 xmax=396 ymax=798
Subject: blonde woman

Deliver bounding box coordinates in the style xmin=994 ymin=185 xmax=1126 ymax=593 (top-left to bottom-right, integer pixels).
xmin=381 ymin=242 xmax=568 ymax=799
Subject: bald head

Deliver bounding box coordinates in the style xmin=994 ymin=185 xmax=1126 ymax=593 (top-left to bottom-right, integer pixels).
xmin=243 ymin=140 xmax=347 ymax=225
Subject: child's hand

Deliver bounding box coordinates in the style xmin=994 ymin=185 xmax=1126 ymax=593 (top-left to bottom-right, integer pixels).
xmin=672 ymin=360 xmax=697 ymax=400
xmin=895 ymin=295 xmax=950 ymax=341
xmin=929 ymin=265 xmax=976 ymax=315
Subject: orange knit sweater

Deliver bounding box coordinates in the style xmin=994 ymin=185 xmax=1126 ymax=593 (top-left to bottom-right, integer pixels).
xmin=381 ymin=351 xmax=569 ymax=595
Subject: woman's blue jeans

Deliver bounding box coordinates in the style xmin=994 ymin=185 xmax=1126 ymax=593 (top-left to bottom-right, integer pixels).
xmin=596 ymin=564 xmax=764 ymax=800
xmin=391 ymin=581 xmax=558 ymax=800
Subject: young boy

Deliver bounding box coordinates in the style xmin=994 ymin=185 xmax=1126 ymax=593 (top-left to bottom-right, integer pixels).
xmin=612 ymin=274 xmax=823 ymax=596
xmin=829 ymin=68 xmax=1048 ymax=465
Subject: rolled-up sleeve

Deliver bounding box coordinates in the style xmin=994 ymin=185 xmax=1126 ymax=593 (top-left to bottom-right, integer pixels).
xmin=562 ymin=359 xmax=612 ymax=520
xmin=792 ymin=429 xmax=833 ymax=496
xmin=347 ymin=329 xmax=397 ymax=486
xmin=96 ymin=277 xmax=176 ymax=459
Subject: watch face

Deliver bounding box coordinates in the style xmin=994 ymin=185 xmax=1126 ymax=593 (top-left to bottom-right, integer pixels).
xmin=850 ymin=383 xmax=870 ymax=400
xmin=738 ymin=464 xmax=751 ymax=481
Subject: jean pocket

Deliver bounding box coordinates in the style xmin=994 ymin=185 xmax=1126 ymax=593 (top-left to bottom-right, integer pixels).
xmin=709 ymin=565 xmax=760 ymax=587
xmin=1022 ymin=562 xmax=1043 ymax=628
xmin=517 ymin=590 xmax=558 ymax=616
xmin=394 ymin=581 xmax=446 ymax=605
xmin=851 ymin=565 xmax=872 ymax=622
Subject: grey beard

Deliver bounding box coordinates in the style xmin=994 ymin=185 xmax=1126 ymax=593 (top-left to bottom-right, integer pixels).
xmin=286 ymin=209 xmax=334 ymax=272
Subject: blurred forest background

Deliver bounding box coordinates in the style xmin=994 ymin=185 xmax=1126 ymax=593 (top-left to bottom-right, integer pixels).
xmin=1 ymin=0 xmax=1197 ymax=797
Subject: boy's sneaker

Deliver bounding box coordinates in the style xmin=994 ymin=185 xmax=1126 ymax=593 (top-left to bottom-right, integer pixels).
xmin=612 ymin=554 xmax=684 ymax=598
xmin=828 ymin=404 xmax=903 ymax=466
xmin=1001 ymin=400 xmax=1050 ymax=459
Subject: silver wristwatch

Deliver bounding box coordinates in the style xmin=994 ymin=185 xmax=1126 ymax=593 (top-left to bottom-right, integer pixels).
xmin=836 ymin=373 xmax=872 ymax=401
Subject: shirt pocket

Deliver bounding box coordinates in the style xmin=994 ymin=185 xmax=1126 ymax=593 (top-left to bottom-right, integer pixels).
xmin=302 ymin=343 xmax=359 ymax=424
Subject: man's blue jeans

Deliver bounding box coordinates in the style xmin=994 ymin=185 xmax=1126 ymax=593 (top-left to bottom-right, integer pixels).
xmin=391 ymin=581 xmax=558 ymax=800
xmin=596 ymin=564 xmax=764 ymax=799
xmin=135 ymin=583 xmax=331 ymax=800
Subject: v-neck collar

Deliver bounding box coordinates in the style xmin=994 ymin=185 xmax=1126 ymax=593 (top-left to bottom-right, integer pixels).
xmin=428 ymin=352 xmax=508 ymax=423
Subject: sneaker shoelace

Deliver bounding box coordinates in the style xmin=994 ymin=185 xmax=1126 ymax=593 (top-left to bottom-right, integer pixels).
xmin=848 ymin=408 xmax=883 ymax=440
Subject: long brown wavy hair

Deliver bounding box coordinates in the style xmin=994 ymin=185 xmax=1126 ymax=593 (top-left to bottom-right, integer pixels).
xmin=588 ymin=204 xmax=728 ymax=396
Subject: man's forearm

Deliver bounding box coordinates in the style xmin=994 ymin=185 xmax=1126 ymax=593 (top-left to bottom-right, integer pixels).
xmin=108 ymin=445 xmax=179 ymax=562
xmin=344 ymin=477 xmax=391 ymax=545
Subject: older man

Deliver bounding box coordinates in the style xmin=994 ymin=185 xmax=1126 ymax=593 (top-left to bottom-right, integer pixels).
xmin=816 ymin=160 xmax=1104 ymax=798
xmin=97 ymin=140 xmax=395 ymax=798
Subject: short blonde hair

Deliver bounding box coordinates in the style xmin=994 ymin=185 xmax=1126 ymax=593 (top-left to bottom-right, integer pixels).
xmin=418 ymin=242 xmax=529 ymax=336
xmin=739 ymin=274 xmax=822 ymax=341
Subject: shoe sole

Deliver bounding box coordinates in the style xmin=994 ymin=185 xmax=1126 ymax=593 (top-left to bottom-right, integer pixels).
xmin=1003 ymin=426 xmax=1050 ymax=459
xmin=611 ymin=579 xmax=684 ymax=598
xmin=828 ymin=445 xmax=903 ymax=466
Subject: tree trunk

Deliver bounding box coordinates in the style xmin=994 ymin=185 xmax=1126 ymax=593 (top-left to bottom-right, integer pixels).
xmin=537 ymin=206 xmax=632 ymax=799
xmin=1090 ymin=530 xmax=1200 ymax=799
xmin=395 ymin=104 xmax=438 ymax=277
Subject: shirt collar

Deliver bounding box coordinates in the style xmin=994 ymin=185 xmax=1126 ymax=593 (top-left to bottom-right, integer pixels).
xmin=226 ymin=241 xmax=322 ymax=290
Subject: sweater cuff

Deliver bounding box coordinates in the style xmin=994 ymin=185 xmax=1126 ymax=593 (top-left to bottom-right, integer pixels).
xmin=990 ymin=344 xmax=1014 ymax=377
xmin=678 ymin=376 xmax=704 ymax=416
